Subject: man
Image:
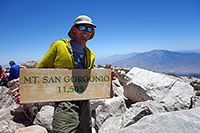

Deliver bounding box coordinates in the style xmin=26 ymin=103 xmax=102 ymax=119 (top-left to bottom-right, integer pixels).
xmin=37 ymin=15 xmax=96 ymax=133
xmin=0 ymin=65 xmax=7 ymax=86
xmin=8 ymin=61 xmax=20 ymax=80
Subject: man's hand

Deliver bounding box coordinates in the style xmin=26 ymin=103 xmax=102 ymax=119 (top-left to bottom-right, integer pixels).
xmin=107 ymin=64 xmax=116 ymax=80
xmin=10 ymin=87 xmax=21 ymax=104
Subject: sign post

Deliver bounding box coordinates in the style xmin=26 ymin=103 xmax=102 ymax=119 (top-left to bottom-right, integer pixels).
xmin=19 ymin=68 xmax=112 ymax=104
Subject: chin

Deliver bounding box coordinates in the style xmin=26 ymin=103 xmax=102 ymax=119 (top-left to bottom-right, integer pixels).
xmin=81 ymin=38 xmax=89 ymax=41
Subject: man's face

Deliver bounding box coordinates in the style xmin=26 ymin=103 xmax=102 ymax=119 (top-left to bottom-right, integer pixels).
xmin=9 ymin=63 xmax=12 ymax=66
xmin=73 ymin=24 xmax=93 ymax=43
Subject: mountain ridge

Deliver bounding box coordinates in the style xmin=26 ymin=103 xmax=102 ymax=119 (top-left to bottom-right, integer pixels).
xmin=95 ymin=52 xmax=137 ymax=65
xmin=96 ymin=49 xmax=200 ymax=75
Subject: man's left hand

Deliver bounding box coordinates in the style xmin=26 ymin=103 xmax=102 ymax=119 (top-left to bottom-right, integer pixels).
xmin=107 ymin=64 xmax=116 ymax=80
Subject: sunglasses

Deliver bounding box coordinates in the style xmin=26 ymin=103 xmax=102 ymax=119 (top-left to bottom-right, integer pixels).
xmin=75 ymin=25 xmax=94 ymax=32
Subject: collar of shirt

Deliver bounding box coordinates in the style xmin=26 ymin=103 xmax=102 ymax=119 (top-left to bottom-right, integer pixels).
xmin=70 ymin=40 xmax=85 ymax=54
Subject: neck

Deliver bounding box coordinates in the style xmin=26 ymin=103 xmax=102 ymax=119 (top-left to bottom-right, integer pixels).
xmin=74 ymin=40 xmax=86 ymax=47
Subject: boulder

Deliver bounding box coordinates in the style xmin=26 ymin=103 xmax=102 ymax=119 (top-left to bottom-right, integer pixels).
xmin=91 ymin=117 xmax=96 ymax=128
xmin=20 ymin=61 xmax=39 ymax=68
xmin=99 ymin=116 xmax=121 ymax=133
xmin=112 ymin=78 xmax=126 ymax=99
xmin=124 ymin=67 xmax=179 ymax=102
xmin=90 ymin=99 xmax=106 ymax=111
xmin=95 ymin=96 xmax=127 ymax=130
xmin=0 ymin=86 xmax=15 ymax=109
xmin=15 ymin=125 xmax=48 ymax=133
xmin=0 ymin=86 xmax=18 ymax=120
xmin=160 ymin=81 xmax=194 ymax=111
xmin=11 ymin=102 xmax=54 ymax=127
xmin=123 ymin=67 xmax=194 ymax=111
xmin=33 ymin=105 xmax=54 ymax=132
xmin=120 ymin=100 xmax=166 ymax=127
xmin=92 ymin=127 xmax=97 ymax=133
xmin=7 ymin=79 xmax=19 ymax=91
xmin=119 ymin=107 xmax=200 ymax=133
xmin=180 ymin=76 xmax=200 ymax=85
xmin=99 ymin=100 xmax=166 ymax=133
xmin=191 ymin=96 xmax=200 ymax=108
xmin=0 ymin=119 xmax=24 ymax=133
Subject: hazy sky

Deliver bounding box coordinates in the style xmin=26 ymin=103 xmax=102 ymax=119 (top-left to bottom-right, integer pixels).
xmin=0 ymin=0 xmax=200 ymax=65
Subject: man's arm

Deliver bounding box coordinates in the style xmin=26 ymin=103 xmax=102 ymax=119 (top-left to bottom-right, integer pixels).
xmin=0 ymin=74 xmax=3 ymax=82
xmin=0 ymin=70 xmax=6 ymax=81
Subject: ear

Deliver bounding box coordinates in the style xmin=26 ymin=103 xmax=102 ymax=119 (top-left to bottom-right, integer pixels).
xmin=72 ymin=26 xmax=77 ymax=34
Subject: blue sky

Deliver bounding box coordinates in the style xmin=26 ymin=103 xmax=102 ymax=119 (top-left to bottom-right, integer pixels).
xmin=0 ymin=0 xmax=200 ymax=66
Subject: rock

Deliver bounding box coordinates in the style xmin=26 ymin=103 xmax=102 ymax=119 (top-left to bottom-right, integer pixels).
xmin=0 ymin=86 xmax=15 ymax=109
xmin=92 ymin=127 xmax=97 ymax=133
xmin=195 ymin=91 xmax=200 ymax=96
xmin=0 ymin=119 xmax=24 ymax=133
xmin=0 ymin=86 xmax=18 ymax=120
xmin=9 ymin=99 xmax=55 ymax=126
xmin=90 ymin=99 xmax=106 ymax=111
xmin=121 ymin=100 xmax=166 ymax=127
xmin=180 ymin=76 xmax=200 ymax=85
xmin=99 ymin=100 xmax=166 ymax=133
xmin=112 ymin=78 xmax=126 ymax=99
xmin=11 ymin=103 xmax=54 ymax=126
xmin=117 ymin=70 xmax=126 ymax=75
xmin=11 ymin=105 xmax=36 ymax=126
xmin=33 ymin=105 xmax=54 ymax=132
xmin=15 ymin=125 xmax=48 ymax=133
xmin=20 ymin=61 xmax=39 ymax=68
xmin=123 ymin=67 xmax=194 ymax=111
xmin=124 ymin=67 xmax=178 ymax=102
xmin=160 ymin=81 xmax=194 ymax=111
xmin=119 ymin=107 xmax=200 ymax=133
xmin=99 ymin=116 xmax=121 ymax=133
xmin=95 ymin=96 xmax=127 ymax=130
xmin=91 ymin=117 xmax=96 ymax=128
xmin=7 ymin=79 xmax=19 ymax=91
xmin=191 ymin=96 xmax=200 ymax=108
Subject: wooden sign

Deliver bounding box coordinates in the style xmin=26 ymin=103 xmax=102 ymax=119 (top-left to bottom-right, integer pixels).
xmin=19 ymin=68 xmax=112 ymax=104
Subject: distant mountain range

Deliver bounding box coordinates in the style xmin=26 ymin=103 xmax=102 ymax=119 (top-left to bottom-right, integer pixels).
xmin=95 ymin=52 xmax=138 ymax=65
xmin=95 ymin=50 xmax=200 ymax=76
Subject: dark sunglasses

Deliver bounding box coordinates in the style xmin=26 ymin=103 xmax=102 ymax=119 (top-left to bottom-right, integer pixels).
xmin=75 ymin=25 xmax=94 ymax=32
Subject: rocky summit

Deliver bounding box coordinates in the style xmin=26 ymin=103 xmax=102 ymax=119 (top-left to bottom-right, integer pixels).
xmin=0 ymin=64 xmax=200 ymax=133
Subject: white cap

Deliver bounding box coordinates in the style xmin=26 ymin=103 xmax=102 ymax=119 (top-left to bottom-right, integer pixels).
xmin=73 ymin=15 xmax=96 ymax=28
